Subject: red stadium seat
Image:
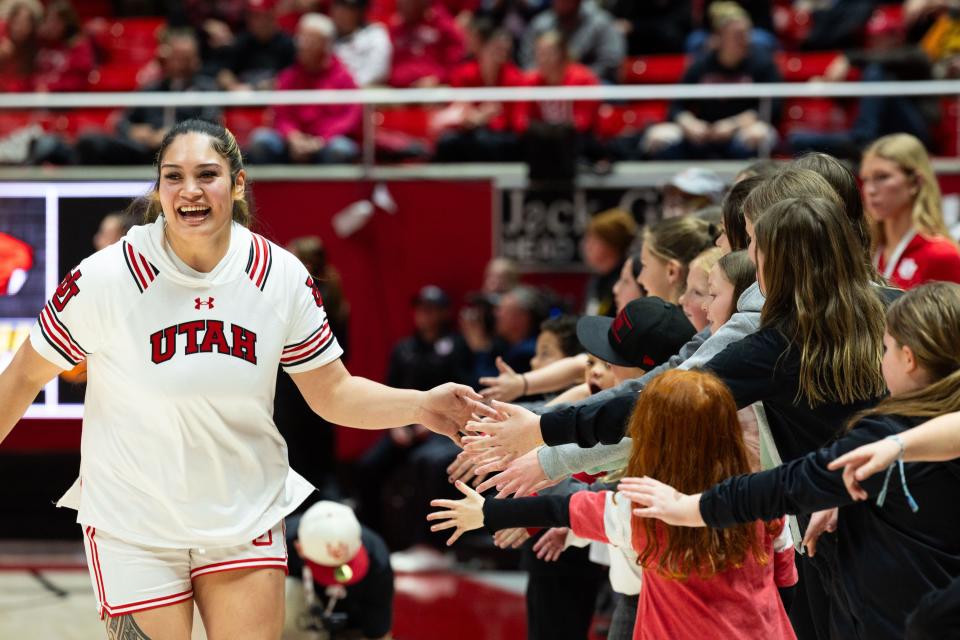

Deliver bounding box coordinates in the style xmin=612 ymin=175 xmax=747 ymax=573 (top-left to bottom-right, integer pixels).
xmin=86 ymin=17 xmax=163 ymax=67
xmin=621 ymin=55 xmax=689 ymax=84
xmin=779 ymin=97 xmax=853 ymax=137
xmin=48 ymin=109 xmax=120 ymax=140
xmin=87 ymin=63 xmax=146 ymax=92
xmin=0 ymin=111 xmax=48 ymax=138
xmin=775 ymin=51 xmax=844 ymax=82
xmin=374 ymin=106 xmax=433 ymax=140
xmin=597 ymin=102 xmax=669 ymax=139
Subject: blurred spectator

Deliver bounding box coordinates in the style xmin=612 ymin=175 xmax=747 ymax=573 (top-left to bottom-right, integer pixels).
xmin=213 ymin=0 xmax=295 ymax=91
xmin=662 ymin=167 xmax=726 ymax=218
xmin=332 ymin=0 xmax=393 ymax=86
xmin=582 ymin=208 xmax=637 ymax=317
xmin=640 ymin=3 xmax=781 ymax=160
xmin=388 ymin=0 xmax=466 ymax=87
xmin=475 ymin=0 xmax=549 ymax=46
xmin=790 ymin=15 xmax=937 ymax=159
xmin=519 ymin=0 xmax=625 ymax=83
xmin=491 ymin=284 xmax=544 ymax=373
xmin=799 ymin=0 xmax=878 ymax=51
xmin=684 ymin=0 xmax=776 ymax=54
xmin=0 ymin=0 xmax=43 ymax=92
xmin=35 ymin=0 xmax=95 ymax=92
xmin=433 ymin=18 xmax=524 ymax=162
xmin=608 ymin=0 xmax=692 ymax=55
xmin=482 ymin=256 xmax=520 ymax=295
xmin=515 ymin=31 xmax=603 ymax=179
xmin=93 ymin=212 xmax=136 ymax=251
xmin=76 ymin=29 xmax=221 ymax=165
xmin=920 ymin=3 xmax=960 ymax=77
xmin=167 ymin=0 xmax=248 ymax=76
xmin=246 ymin=13 xmax=362 ymax=164
xmin=459 ymin=290 xmax=498 ymax=380
xmin=354 ymin=285 xmax=473 ymax=545
xmin=274 ymin=236 xmax=351 ymax=503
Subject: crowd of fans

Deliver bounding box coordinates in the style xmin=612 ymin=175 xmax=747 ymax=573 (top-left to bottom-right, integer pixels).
xmin=4 ymin=0 xmax=960 ymax=165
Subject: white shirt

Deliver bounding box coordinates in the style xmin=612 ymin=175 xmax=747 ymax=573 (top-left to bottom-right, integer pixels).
xmin=31 ymin=219 xmax=343 ymax=548
xmin=334 ymin=23 xmax=392 ymax=87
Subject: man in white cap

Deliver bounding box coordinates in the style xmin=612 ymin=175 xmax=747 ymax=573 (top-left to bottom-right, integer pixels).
xmin=662 ymin=167 xmax=726 ymax=219
xmin=286 ymin=501 xmax=394 ymax=640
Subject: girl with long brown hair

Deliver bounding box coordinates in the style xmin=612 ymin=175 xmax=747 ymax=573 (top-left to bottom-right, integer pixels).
xmin=621 ymin=281 xmax=960 ymax=640
xmin=429 ymin=369 xmax=797 ymax=640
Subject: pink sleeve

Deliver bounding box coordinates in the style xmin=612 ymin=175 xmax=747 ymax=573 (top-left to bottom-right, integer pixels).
xmin=272 ymin=70 xmax=299 ymax=138
xmin=569 ymin=491 xmax=612 ymax=544
xmin=771 ymin=520 xmax=798 ymax=588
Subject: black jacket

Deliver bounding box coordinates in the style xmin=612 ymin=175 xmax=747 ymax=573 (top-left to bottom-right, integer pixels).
xmin=700 ymin=414 xmax=960 ymax=640
xmin=540 ymin=325 xmax=881 ymax=461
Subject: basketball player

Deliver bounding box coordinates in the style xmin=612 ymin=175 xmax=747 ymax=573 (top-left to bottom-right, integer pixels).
xmin=0 ymin=119 xmax=494 ymax=640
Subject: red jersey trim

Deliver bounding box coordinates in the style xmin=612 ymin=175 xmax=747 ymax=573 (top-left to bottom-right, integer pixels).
xmin=244 ymin=233 xmax=273 ymax=292
xmin=122 ymin=241 xmax=159 ymax=294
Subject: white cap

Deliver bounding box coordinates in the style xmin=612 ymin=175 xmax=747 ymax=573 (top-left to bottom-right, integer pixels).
xmin=667 ymin=168 xmax=726 ymax=202
xmin=297 ymin=501 xmax=362 ymax=566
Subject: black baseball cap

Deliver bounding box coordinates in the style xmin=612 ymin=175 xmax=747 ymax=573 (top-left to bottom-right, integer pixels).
xmin=412 ymin=285 xmax=450 ymax=307
xmin=576 ymin=297 xmax=695 ymax=369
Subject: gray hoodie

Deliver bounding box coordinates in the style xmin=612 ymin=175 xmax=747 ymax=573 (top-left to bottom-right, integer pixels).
xmin=538 ymin=282 xmax=765 ymax=480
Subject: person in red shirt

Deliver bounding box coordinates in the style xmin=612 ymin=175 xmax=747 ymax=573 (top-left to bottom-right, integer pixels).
xmin=35 ymin=0 xmax=94 ymax=92
xmin=428 ymin=369 xmax=797 ymax=640
xmin=0 ymin=0 xmax=42 ymax=93
xmin=513 ymin=30 xmax=603 ymax=179
xmin=388 ymin=0 xmax=466 ymax=87
xmin=434 ymin=18 xmax=524 ymax=162
xmin=246 ymin=13 xmax=362 ymax=164
xmin=860 ymin=133 xmax=960 ymax=289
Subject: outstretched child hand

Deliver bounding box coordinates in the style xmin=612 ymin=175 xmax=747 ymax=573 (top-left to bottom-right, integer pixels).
xmin=618 ymin=476 xmax=706 ymax=527
xmin=427 ymin=480 xmax=486 ymax=546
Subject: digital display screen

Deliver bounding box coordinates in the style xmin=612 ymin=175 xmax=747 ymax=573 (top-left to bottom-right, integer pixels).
xmin=0 ymin=182 xmax=151 ymax=418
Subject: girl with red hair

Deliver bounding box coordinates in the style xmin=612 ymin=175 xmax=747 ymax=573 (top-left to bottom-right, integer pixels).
xmin=427 ymin=368 xmax=797 ymax=640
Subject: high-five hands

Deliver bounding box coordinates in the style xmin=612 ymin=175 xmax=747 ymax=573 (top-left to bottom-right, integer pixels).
xmin=427 ymin=481 xmax=486 ymax=546
xmin=617 ymin=477 xmax=706 ymax=527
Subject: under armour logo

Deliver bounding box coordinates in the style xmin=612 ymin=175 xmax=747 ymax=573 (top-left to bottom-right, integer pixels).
xmin=194 ymin=297 xmax=215 ymax=310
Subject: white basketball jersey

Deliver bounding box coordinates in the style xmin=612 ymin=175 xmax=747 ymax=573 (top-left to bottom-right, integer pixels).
xmin=30 ymin=218 xmax=343 ymax=548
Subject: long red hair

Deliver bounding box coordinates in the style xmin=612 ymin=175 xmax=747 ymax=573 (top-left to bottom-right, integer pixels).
xmin=627 ymin=369 xmax=767 ymax=579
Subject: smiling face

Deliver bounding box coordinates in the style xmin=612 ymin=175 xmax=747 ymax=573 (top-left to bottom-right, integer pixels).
xmin=158 ymin=132 xmax=243 ymax=257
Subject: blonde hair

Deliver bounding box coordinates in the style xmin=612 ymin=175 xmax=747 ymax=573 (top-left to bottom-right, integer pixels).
xmin=690 ymin=246 xmax=724 ymax=277
xmin=863 ymin=133 xmax=951 ymax=248
xmin=643 ymin=217 xmax=719 ymax=295
xmin=851 ymin=282 xmax=960 ymax=425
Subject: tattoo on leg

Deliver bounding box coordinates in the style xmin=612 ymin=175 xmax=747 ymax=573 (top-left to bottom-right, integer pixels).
xmin=105 ymin=615 xmax=152 ymax=640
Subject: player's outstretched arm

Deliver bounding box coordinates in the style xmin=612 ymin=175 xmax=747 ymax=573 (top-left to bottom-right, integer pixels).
xmin=0 ymin=340 xmax=63 ymax=445
xmin=290 ymin=359 xmax=498 ymax=444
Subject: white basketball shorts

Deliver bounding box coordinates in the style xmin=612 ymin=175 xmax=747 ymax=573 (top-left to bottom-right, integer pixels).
xmin=81 ymin=520 xmax=287 ymax=619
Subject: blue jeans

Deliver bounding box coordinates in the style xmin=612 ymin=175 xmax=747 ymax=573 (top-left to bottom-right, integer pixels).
xmin=246 ymin=127 xmax=359 ymax=164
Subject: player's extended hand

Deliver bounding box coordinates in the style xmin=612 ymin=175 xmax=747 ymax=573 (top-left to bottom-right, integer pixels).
xmin=533 ymin=527 xmax=569 ymax=561
xmin=418 ymin=383 xmax=500 ymax=445
xmin=493 ymin=527 xmax=530 ymax=549
xmin=618 ymin=477 xmax=706 ymax=527
xmin=827 ymin=438 xmax=901 ymax=501
xmin=479 ymin=357 xmax=525 ymax=402
xmin=427 ymin=480 xmax=485 ymax=546
xmin=475 ymin=447 xmax=558 ymax=498
xmin=462 ymin=400 xmax=544 ymax=461
xmin=801 ymin=508 xmax=838 ymax=558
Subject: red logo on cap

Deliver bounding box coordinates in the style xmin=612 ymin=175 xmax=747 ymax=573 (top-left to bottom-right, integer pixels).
xmin=642 ymin=355 xmax=655 ymax=367
xmin=611 ymin=310 xmax=633 ymax=343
